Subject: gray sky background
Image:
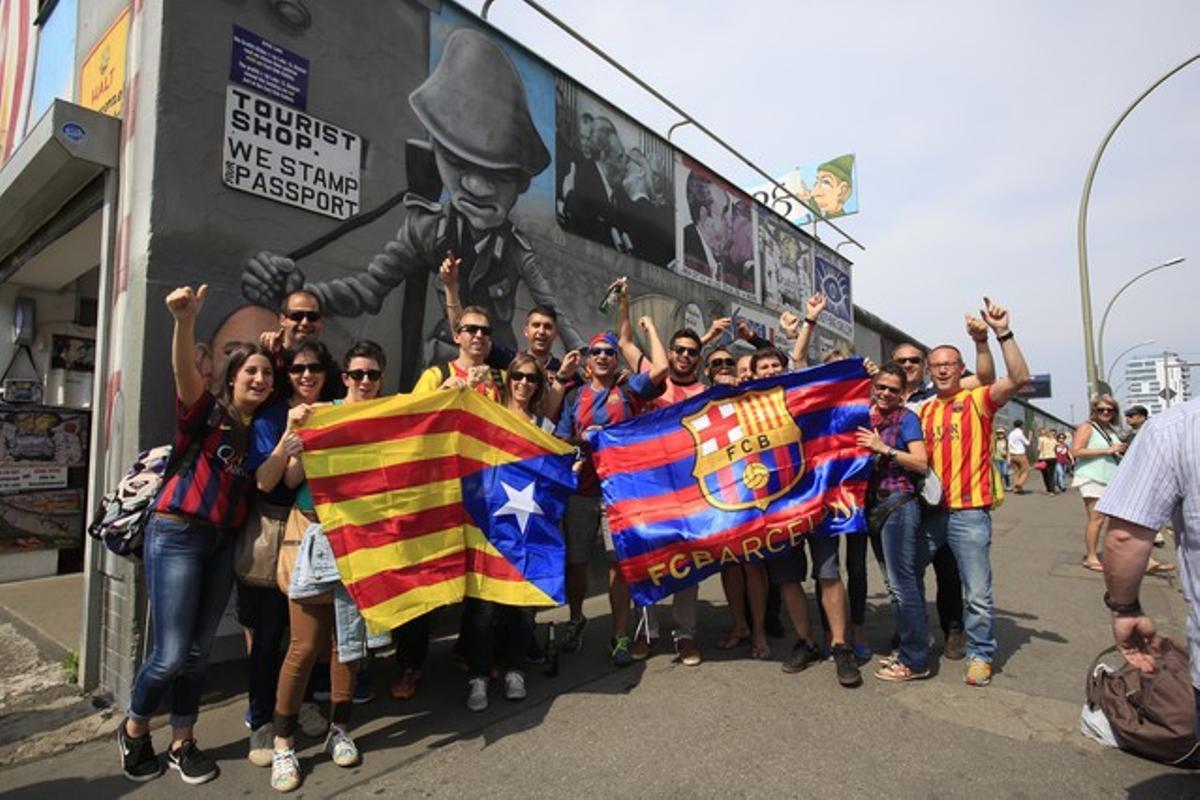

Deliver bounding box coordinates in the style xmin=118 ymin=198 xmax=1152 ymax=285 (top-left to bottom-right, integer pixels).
xmin=489 ymin=0 xmax=1199 ymax=423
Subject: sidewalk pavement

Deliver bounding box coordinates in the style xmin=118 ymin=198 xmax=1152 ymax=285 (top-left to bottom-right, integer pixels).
xmin=0 ymin=490 xmax=1195 ymax=798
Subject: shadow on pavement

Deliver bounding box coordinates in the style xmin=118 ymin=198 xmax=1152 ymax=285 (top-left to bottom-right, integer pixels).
xmin=1124 ymin=770 xmax=1200 ymax=798
xmin=3 ymin=775 xmax=133 ymax=800
xmin=992 ymin=606 xmax=1069 ymax=672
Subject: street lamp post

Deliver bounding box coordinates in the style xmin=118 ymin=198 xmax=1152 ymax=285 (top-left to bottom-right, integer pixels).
xmin=1105 ymin=338 xmax=1156 ymax=384
xmin=1075 ymin=52 xmax=1200 ymax=400
xmin=1097 ymin=257 xmax=1184 ymax=377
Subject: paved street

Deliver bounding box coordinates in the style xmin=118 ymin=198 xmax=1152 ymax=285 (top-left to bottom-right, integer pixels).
xmin=0 ymin=490 xmax=1194 ymax=799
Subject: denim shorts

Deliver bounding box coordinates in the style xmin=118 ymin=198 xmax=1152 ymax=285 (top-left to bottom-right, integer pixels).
xmin=767 ymin=535 xmax=840 ymax=583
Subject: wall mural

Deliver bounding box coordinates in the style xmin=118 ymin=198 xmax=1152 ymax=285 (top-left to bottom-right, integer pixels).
xmin=155 ymin=1 xmax=850 ymax=412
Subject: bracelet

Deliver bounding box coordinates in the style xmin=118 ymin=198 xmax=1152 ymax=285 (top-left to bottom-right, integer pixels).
xmin=445 ymin=301 xmax=460 ymax=308
xmin=1103 ymin=591 xmax=1142 ymax=616
xmin=996 ymin=330 xmax=1014 ymax=343
xmin=804 ymin=318 xmax=818 ymax=326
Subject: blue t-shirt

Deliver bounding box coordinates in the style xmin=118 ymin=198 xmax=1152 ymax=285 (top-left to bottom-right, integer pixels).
xmin=555 ymin=372 xmax=662 ymax=495
xmin=247 ymin=400 xmax=297 ymax=508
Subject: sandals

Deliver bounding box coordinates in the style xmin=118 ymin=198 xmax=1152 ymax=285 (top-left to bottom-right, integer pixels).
xmin=749 ymin=642 xmax=771 ymax=660
xmin=717 ymin=631 xmax=751 ymax=651
xmin=1147 ymin=560 xmax=1176 ymax=575
xmin=874 ymin=661 xmax=931 ymax=682
xmin=1081 ymin=559 xmax=1104 ymax=573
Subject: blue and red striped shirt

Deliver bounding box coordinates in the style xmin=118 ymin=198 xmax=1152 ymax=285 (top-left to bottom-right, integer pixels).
xmin=153 ymin=392 xmax=257 ymax=529
xmin=555 ymin=372 xmax=662 ymax=494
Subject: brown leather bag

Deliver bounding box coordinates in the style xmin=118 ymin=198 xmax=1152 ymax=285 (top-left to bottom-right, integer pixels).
xmin=1085 ymin=639 xmax=1199 ymax=768
xmin=234 ymin=500 xmax=290 ymax=587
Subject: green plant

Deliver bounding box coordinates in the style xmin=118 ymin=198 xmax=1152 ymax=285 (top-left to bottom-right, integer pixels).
xmin=62 ymin=650 xmax=79 ymax=685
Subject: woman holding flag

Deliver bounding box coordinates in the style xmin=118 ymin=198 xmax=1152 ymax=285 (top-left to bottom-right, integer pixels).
xmin=268 ymin=341 xmax=387 ymax=793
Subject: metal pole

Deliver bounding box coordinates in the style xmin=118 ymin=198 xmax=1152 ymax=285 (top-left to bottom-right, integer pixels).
xmin=1096 ymin=258 xmax=1184 ymax=375
xmin=1076 ymin=53 xmax=1200 ymax=401
xmin=1105 ymin=338 xmax=1155 ymax=383
xmin=482 ymin=0 xmax=865 ymax=250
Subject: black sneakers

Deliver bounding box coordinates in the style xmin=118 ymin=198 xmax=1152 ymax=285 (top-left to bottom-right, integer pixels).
xmin=117 ymin=720 xmax=162 ymax=782
xmin=781 ymin=639 xmax=819 ymax=673
xmin=167 ymin=739 xmax=218 ymax=785
xmin=832 ymin=643 xmax=863 ymax=687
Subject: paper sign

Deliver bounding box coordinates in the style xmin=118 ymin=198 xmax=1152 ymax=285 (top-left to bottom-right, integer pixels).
xmin=230 ymin=25 xmax=309 ymax=110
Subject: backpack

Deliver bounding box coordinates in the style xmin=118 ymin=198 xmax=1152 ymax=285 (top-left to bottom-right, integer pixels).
xmin=87 ymin=403 xmax=220 ymax=559
xmin=1082 ymin=640 xmax=1200 ymax=768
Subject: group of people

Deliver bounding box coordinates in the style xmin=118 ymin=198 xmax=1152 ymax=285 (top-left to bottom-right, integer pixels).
xmin=996 ymin=420 xmax=1074 ymax=495
xmin=117 ymin=268 xmax=1034 ymax=791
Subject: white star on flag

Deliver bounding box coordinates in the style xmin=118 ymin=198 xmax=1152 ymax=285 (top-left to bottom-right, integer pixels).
xmin=494 ymin=480 xmax=544 ymax=535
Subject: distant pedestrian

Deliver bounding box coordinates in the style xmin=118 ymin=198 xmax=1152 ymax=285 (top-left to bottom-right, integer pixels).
xmin=1036 ymin=427 xmax=1058 ymax=495
xmin=1007 ymin=420 xmax=1032 ymax=494
xmin=994 ymin=427 xmax=1011 ymax=489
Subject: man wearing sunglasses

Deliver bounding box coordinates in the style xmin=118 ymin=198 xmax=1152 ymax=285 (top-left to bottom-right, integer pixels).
xmin=258 ymin=290 xmax=343 ymax=401
xmin=412 ymin=306 xmax=504 ymax=401
xmin=554 ymin=324 xmax=668 ymax=667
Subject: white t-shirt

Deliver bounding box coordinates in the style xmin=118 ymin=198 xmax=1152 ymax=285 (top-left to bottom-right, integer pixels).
xmin=1007 ymin=428 xmax=1031 ymax=456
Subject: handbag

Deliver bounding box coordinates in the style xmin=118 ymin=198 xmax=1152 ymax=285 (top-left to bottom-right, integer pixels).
xmin=277 ymin=507 xmax=332 ymax=605
xmin=234 ymin=499 xmax=290 ymax=587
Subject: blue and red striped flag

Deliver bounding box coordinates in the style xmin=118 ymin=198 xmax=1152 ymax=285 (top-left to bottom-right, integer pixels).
xmin=588 ymin=358 xmax=872 ymax=606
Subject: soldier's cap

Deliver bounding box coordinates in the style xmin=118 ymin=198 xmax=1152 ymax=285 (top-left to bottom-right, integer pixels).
xmin=1124 ymin=405 xmax=1148 ymax=417
xmin=816 ymin=154 xmax=855 ymax=187
xmin=410 ymin=28 xmax=550 ymax=177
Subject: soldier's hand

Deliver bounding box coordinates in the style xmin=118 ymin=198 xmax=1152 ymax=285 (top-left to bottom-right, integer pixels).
xmin=779 ymin=311 xmax=801 ymax=339
xmin=439 ymin=251 xmax=462 ymax=289
xmin=981 ymin=296 xmax=1010 ymax=333
xmin=166 ymin=285 xmax=207 ymax=321
xmin=243 ymin=251 xmax=304 ymax=309
xmin=806 ymin=292 xmax=827 ymax=320
xmin=965 ymin=314 xmax=989 ymax=343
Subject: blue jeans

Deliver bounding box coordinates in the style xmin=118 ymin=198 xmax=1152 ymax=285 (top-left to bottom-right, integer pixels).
xmin=1054 ymin=463 xmax=1067 ymax=492
xmin=994 ymin=458 xmax=1010 ymax=489
xmin=922 ymin=508 xmax=995 ymax=663
xmin=880 ymin=499 xmax=928 ymax=671
xmin=128 ymin=514 xmax=235 ymax=728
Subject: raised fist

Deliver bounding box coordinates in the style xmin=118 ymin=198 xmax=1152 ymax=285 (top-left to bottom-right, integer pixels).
xmin=165 ymin=284 xmax=207 ymax=321
xmin=965 ymin=315 xmax=989 ymax=343
xmin=806 ymin=292 xmax=827 ymax=320
xmin=243 ymin=251 xmax=306 ymax=309
xmin=439 ymin=251 xmax=462 ymax=289
xmin=779 ymin=310 xmax=801 ymax=339
xmin=558 ymin=349 xmax=581 ymax=377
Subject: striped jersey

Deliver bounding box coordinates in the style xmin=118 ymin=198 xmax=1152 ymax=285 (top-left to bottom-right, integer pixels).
xmin=153 ymin=392 xmax=256 ymax=528
xmin=919 ymin=386 xmax=999 ymax=509
xmin=555 ymin=372 xmax=662 ymax=494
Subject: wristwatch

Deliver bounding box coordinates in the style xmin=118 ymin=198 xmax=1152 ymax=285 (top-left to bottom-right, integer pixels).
xmin=1103 ymin=591 xmax=1142 ymax=616
xmin=996 ymin=330 xmax=1015 ymax=343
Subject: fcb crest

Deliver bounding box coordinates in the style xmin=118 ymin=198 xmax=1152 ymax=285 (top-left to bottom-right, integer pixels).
xmin=682 ymin=387 xmax=805 ymax=511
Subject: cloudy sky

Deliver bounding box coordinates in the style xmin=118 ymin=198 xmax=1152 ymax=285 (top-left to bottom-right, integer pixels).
xmin=489 ymin=0 xmax=1199 ymax=422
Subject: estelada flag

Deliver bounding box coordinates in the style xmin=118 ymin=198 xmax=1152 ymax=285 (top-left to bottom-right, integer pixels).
xmin=297 ymin=390 xmax=577 ymax=633
xmin=589 ymin=358 xmax=871 ymax=607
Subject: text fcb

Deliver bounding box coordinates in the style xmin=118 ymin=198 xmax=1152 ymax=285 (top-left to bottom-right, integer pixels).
xmin=683 ymin=387 xmax=804 ymax=511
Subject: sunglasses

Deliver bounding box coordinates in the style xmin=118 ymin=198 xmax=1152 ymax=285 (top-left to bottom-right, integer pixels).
xmin=287 ymin=363 xmax=323 ymax=376
xmin=1096 ymin=407 xmax=1115 ymax=414
xmin=672 ymin=345 xmax=700 ymax=357
xmin=344 ymin=369 xmax=382 ymax=382
xmin=590 ymin=347 xmax=617 ymax=358
xmin=895 ymin=356 xmax=923 ymax=365
xmin=873 ymin=384 xmax=902 ymax=395
xmin=708 ymin=357 xmax=736 ymax=369
xmin=457 ymin=323 xmax=492 ymax=337
xmin=286 ymin=311 xmax=322 ymax=323
xmin=510 ymin=371 xmax=543 ymax=385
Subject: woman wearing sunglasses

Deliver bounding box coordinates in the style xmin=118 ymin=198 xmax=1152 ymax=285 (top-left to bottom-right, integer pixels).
xmin=239 ymin=341 xmax=336 ymax=767
xmin=268 ymin=341 xmax=386 ymax=792
xmin=855 ymin=362 xmax=929 ymax=681
xmin=1070 ymin=395 xmax=1172 ymax=575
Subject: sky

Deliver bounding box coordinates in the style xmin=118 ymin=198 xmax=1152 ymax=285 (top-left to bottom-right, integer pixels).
xmin=486 ymin=0 xmax=1200 ymax=423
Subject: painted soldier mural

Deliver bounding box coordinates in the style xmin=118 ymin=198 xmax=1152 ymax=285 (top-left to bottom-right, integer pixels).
xmin=241 ymin=27 xmax=585 ymax=388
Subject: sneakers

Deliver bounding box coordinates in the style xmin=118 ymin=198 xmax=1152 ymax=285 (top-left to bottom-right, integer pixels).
xmin=675 ymin=637 xmax=702 ymax=667
xmin=297 ymin=702 xmax=328 ymax=737
xmin=271 ymin=747 xmax=301 ymax=793
xmin=832 ymin=644 xmax=863 ymax=688
xmin=466 ymin=676 xmax=489 ymax=711
xmin=943 ymin=626 xmax=966 ymax=661
xmin=965 ymin=658 xmax=992 ymax=687
xmin=560 ymin=616 xmax=588 ymax=653
xmin=117 ymin=720 xmax=162 ymax=782
xmin=167 ymin=739 xmax=218 ymax=785
xmin=504 ymin=670 xmax=527 ymax=701
xmin=630 ymin=636 xmax=657 ymax=661
xmin=248 ymin=722 xmax=274 ymax=768
xmin=324 ymin=724 xmax=360 ymax=767
xmin=781 ymin=639 xmax=819 ymax=673
xmin=611 ymin=635 xmax=633 ymax=667
xmin=852 ymin=641 xmax=873 ymax=663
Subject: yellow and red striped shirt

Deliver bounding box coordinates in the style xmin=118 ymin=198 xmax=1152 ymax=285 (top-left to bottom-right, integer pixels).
xmin=919 ymin=386 xmax=999 ymax=510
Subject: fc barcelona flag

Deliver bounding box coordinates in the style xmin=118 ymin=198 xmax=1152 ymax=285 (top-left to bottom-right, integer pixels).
xmin=297 ymin=390 xmax=577 ymax=633
xmin=589 ymin=358 xmax=871 ymax=606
